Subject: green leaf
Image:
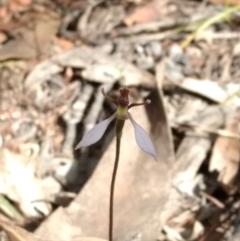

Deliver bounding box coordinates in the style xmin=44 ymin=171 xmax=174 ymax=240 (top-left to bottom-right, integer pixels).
xmin=0 ymin=194 xmax=23 ymax=220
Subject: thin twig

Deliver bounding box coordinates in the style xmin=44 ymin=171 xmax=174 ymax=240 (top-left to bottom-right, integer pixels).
xmin=200 ymin=191 xmax=225 ymax=209
xmin=198 ymin=203 xmax=237 ymax=241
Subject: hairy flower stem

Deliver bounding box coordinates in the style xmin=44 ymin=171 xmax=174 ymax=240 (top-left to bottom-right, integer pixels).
xmin=109 ymin=119 xmax=125 ymax=241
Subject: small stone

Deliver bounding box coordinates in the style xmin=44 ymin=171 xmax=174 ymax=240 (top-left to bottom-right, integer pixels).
xmin=168 ymin=43 xmax=184 ymax=63
xmin=145 ymin=41 xmax=162 ymax=58
xmin=135 ymin=43 xmax=145 ymax=55
xmin=137 ymin=56 xmax=155 ymax=70
xmin=165 ymin=59 xmax=184 ymax=81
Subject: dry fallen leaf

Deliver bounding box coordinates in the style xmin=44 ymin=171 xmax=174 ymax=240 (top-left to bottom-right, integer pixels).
xmin=209 ymin=117 xmax=240 ymax=193
xmin=53 ymin=37 xmax=74 ymax=51
xmin=0 ymin=6 xmax=7 ymax=19
xmin=15 ymin=0 xmax=32 ymax=5
xmin=78 ymin=4 xmax=125 ymax=41
xmin=0 ymin=11 xmax=61 ymax=61
xmin=124 ymin=0 xmax=177 ymax=26
xmin=24 ymin=60 xmax=63 ymax=88
xmin=0 ymin=148 xmax=61 ymax=217
xmin=0 ymin=31 xmax=7 ymax=44
xmin=0 ymin=221 xmax=43 ymax=241
xmin=179 ymin=78 xmax=240 ymax=105
xmin=52 ymin=46 xmax=155 ymax=87
xmin=25 ymin=46 xmax=155 ymax=89
xmin=0 ymin=221 xmax=108 ymax=241
xmin=0 ymin=0 xmax=32 ymax=19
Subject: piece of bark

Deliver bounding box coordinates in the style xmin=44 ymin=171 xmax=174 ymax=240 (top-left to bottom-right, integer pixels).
xmin=209 ymin=117 xmax=240 ymax=192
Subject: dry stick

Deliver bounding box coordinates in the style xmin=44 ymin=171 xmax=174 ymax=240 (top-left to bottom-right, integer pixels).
xmin=109 ymin=119 xmax=125 ymax=241
xmin=198 ymin=197 xmax=240 ymax=241
xmin=198 ymin=208 xmax=234 ymax=241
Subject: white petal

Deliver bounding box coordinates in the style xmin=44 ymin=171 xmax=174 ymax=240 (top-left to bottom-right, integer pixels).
xmin=75 ymin=113 xmax=116 ymax=149
xmin=128 ymin=112 xmax=157 ymax=161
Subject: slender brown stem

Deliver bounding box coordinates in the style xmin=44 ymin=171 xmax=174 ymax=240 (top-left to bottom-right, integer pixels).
xmin=128 ymin=99 xmax=151 ymax=110
xmin=109 ymin=119 xmax=124 ymax=241
xmin=102 ymin=88 xmax=118 ymax=106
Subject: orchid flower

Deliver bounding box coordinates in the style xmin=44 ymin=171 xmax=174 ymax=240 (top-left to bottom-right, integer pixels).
xmin=75 ymin=87 xmax=157 ymax=160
